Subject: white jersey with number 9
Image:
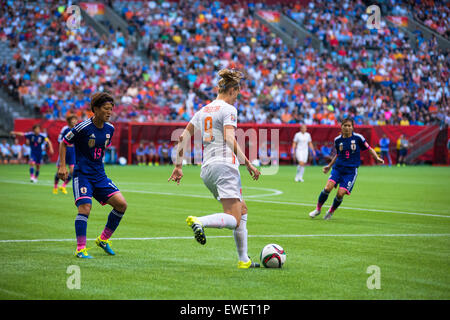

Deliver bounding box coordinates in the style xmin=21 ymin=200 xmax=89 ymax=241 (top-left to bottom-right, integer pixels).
xmin=189 ymin=99 xmax=238 ymax=169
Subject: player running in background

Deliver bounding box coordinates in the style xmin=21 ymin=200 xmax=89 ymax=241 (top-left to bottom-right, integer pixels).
xmin=11 ymin=124 xmax=54 ymax=182
xmin=58 ymin=92 xmax=127 ymax=259
xmin=53 ymin=115 xmax=78 ymax=194
xmin=292 ymin=124 xmax=315 ymax=182
xmin=309 ymin=118 xmax=384 ymax=220
xmin=168 ymin=68 xmax=261 ymax=269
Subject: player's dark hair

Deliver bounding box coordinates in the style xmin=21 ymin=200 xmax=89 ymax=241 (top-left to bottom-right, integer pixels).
xmin=66 ymin=115 xmax=77 ymax=124
xmin=217 ymin=68 xmax=244 ymax=94
xmin=341 ymin=117 xmax=354 ymax=127
xmin=32 ymin=124 xmax=40 ymax=131
xmin=90 ymin=92 xmax=115 ymax=112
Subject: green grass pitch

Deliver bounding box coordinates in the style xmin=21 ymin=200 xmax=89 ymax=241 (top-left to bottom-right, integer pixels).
xmin=0 ymin=164 xmax=449 ymax=300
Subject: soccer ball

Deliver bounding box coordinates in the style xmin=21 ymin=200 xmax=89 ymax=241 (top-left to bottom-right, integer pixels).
xmin=260 ymin=243 xmax=286 ymax=268
xmin=118 ymin=157 xmax=127 ymax=165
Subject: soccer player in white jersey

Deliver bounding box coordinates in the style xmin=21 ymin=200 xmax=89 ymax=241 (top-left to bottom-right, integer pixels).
xmin=168 ymin=68 xmax=261 ymax=269
xmin=292 ymin=124 xmax=315 ymax=182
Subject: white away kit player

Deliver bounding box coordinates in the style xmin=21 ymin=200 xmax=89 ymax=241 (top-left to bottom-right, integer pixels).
xmin=168 ymin=68 xmax=261 ymax=269
xmin=292 ymin=124 xmax=315 ymax=182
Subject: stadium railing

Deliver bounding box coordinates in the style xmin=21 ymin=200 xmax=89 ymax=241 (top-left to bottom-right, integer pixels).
xmin=12 ymin=119 xmax=448 ymax=166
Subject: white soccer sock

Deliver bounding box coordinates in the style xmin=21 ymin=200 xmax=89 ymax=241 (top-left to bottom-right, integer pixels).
xmin=296 ymin=165 xmax=301 ymax=177
xmin=299 ymin=165 xmax=305 ymax=179
xmin=234 ymin=214 xmax=249 ymax=262
xmin=198 ymin=213 xmax=237 ymax=229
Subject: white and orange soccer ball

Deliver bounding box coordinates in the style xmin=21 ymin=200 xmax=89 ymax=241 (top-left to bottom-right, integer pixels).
xmin=260 ymin=243 xmax=286 ymax=268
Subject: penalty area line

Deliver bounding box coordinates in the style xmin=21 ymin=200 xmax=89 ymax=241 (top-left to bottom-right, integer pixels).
xmin=1 ymin=233 xmax=450 ymax=243
xmin=0 ymin=179 xmax=448 ymax=218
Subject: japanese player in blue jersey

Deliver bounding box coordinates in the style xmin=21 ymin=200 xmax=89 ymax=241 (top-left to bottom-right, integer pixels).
xmin=58 ymin=92 xmax=127 ymax=259
xmin=11 ymin=124 xmax=54 ymax=183
xmin=53 ymin=115 xmax=78 ymax=195
xmin=309 ymin=118 xmax=384 ymax=220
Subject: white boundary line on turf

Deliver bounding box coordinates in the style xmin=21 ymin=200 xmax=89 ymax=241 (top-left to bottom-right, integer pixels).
xmin=1 ymin=233 xmax=450 ymax=243
xmin=0 ymin=179 xmax=449 ymax=218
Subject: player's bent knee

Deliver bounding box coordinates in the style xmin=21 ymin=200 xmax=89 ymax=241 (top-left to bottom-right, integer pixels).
xmin=78 ymin=203 xmax=92 ymax=215
xmin=241 ymin=203 xmax=248 ymax=215
xmin=115 ymin=200 xmax=127 ymax=213
xmin=337 ymin=189 xmax=347 ymax=198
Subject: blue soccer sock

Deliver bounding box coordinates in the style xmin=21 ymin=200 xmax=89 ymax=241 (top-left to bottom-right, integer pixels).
xmin=62 ymin=174 xmax=72 ymax=187
xmin=329 ymin=196 xmax=343 ymax=213
xmin=100 ymin=209 xmax=125 ymax=241
xmin=75 ymin=214 xmax=89 ymax=251
xmin=30 ymin=167 xmax=34 ymax=178
xmin=316 ymin=189 xmax=330 ymax=211
xmin=35 ymin=170 xmax=40 ymax=178
xmin=54 ymin=173 xmax=59 ymax=188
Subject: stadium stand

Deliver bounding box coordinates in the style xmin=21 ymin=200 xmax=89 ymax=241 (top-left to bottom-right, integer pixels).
xmin=0 ymin=0 xmax=448 ymax=129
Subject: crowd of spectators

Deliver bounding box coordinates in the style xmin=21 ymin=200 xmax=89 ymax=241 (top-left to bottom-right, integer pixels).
xmin=282 ymin=0 xmax=449 ymax=125
xmin=0 ymin=0 xmax=448 ymax=127
xmin=0 ymin=137 xmax=32 ymax=164
xmin=394 ymin=0 xmax=449 ymax=39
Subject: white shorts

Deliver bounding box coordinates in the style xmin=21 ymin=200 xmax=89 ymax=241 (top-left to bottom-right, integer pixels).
xmin=296 ymin=149 xmax=308 ymax=163
xmin=200 ymin=163 xmax=242 ymax=201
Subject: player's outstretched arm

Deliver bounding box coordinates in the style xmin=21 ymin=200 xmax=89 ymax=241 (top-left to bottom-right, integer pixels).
xmin=309 ymin=141 xmax=316 ymax=157
xmin=323 ymin=154 xmax=337 ymax=174
xmin=10 ymin=131 xmax=24 ymax=137
xmin=46 ymin=138 xmax=54 ymax=155
xmin=369 ymin=147 xmax=384 ymax=164
xmin=57 ymin=141 xmax=68 ymax=181
xmin=168 ymin=122 xmax=195 ymax=185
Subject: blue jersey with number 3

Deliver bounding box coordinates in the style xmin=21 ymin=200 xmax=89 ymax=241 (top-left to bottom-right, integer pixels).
xmin=63 ymin=118 xmax=114 ymax=177
xmin=334 ymin=133 xmax=370 ymax=168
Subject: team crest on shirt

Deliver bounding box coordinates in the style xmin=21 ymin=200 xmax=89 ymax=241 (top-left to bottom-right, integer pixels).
xmin=351 ymin=140 xmax=356 ymax=151
xmin=88 ymin=134 xmax=96 ymax=148
xmin=105 ymin=134 xmax=111 ymax=147
xmin=80 ymin=187 xmax=87 ymax=194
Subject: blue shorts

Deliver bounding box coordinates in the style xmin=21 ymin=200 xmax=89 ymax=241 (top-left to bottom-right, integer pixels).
xmin=57 ymin=147 xmax=76 ymax=167
xmin=329 ymin=166 xmax=358 ymax=195
xmin=73 ymin=172 xmax=120 ymax=207
xmin=30 ymin=152 xmax=43 ymax=164
xmin=399 ymin=149 xmax=407 ymax=157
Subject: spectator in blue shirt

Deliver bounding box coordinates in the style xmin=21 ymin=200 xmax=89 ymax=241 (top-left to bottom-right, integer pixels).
xmin=379 ymin=134 xmax=392 ymax=166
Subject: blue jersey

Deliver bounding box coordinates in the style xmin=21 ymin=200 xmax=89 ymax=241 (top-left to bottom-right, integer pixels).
xmin=58 ymin=126 xmax=73 ymax=144
xmin=57 ymin=125 xmax=76 ymax=166
xmin=24 ymin=132 xmax=48 ymax=155
xmin=63 ymin=118 xmax=114 ymax=177
xmin=334 ymin=133 xmax=370 ymax=168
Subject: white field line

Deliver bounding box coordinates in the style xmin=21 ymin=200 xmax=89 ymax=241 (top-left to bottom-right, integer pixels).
xmin=1 ymin=233 xmax=450 ymax=243
xmin=0 ymin=179 xmax=449 ymax=218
